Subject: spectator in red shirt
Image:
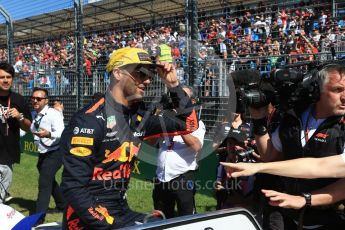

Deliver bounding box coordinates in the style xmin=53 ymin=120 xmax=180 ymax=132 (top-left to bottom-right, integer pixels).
xmin=83 ymin=55 xmax=92 ymax=95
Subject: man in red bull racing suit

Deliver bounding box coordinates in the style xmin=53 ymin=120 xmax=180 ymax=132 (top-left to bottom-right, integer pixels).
xmin=60 ymin=47 xmax=199 ymax=229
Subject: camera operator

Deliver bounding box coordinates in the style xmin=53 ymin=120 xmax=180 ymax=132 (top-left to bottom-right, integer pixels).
xmin=213 ymin=112 xmax=254 ymax=210
xmin=213 ymin=88 xmax=262 ymax=215
xmin=253 ymin=103 xmax=285 ymax=230
xmin=227 ymin=69 xmax=285 ymax=230
xmin=248 ymin=64 xmax=345 ymax=229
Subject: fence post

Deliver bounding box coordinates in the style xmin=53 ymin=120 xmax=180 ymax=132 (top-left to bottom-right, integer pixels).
xmin=185 ymin=0 xmax=190 ymax=87
xmin=186 ymin=0 xmax=199 ymax=92
xmin=74 ymin=0 xmax=84 ymax=109
xmin=0 ymin=5 xmax=14 ymax=65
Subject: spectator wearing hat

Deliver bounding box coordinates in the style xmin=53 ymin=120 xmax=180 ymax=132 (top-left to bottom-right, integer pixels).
xmin=254 ymin=16 xmax=266 ymax=40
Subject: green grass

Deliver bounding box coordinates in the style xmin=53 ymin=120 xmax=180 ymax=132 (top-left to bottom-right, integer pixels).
xmin=8 ymin=153 xmax=216 ymax=224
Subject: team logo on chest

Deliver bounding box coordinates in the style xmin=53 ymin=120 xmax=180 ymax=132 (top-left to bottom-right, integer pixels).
xmin=313 ymin=132 xmax=329 ymax=143
xmin=73 ymin=127 xmax=94 ymax=135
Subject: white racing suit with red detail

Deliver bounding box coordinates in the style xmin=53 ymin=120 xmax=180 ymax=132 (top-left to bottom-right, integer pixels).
xmin=60 ymin=86 xmax=198 ymax=229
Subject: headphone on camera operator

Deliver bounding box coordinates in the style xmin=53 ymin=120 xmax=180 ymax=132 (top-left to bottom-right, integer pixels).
xmin=230 ymin=61 xmax=345 ymax=123
xmin=249 ymin=62 xmax=345 ymax=229
xmin=227 ymin=64 xmax=345 ymax=228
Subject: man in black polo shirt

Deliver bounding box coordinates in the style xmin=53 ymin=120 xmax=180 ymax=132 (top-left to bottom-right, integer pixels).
xmin=0 ymin=62 xmax=31 ymax=203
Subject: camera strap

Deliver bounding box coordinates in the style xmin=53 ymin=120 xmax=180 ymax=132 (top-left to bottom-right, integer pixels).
xmin=304 ymin=106 xmax=315 ymax=143
xmin=303 ymin=105 xmax=325 ymax=145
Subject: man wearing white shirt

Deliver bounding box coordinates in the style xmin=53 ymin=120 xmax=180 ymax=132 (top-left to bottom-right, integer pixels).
xmin=30 ymin=88 xmax=65 ymax=215
xmin=153 ymin=86 xmax=206 ymax=218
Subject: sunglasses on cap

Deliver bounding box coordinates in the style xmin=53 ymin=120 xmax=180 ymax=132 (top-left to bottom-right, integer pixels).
xmin=31 ymin=96 xmax=47 ymax=102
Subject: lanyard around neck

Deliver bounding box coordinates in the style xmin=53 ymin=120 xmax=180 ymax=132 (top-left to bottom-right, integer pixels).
xmin=0 ymin=96 xmax=11 ymax=136
xmin=34 ymin=113 xmax=45 ymax=130
xmin=304 ymin=107 xmax=315 ymax=143
xmin=0 ymin=96 xmax=11 ymax=119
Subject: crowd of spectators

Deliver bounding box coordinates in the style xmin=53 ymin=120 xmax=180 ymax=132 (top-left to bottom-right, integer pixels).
xmin=0 ymin=0 xmax=344 ymax=95
xmin=1 ymin=1 xmax=344 ymax=66
xmin=200 ymin=1 xmax=345 ymax=65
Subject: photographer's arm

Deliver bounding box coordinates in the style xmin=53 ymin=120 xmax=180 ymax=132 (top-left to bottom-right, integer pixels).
xmin=143 ymin=62 xmax=198 ymax=140
xmin=260 ymin=155 xmax=345 ymax=178
xmin=262 ymin=178 xmax=345 ymax=209
xmin=181 ymin=121 xmax=206 ymax=153
xmin=255 ymin=133 xmax=283 ymax=162
xmin=221 ymin=154 xmax=345 ymax=178
xmin=181 ymin=134 xmax=202 ymax=153
xmin=309 ymin=178 xmax=345 ymax=206
xmin=249 ymin=106 xmax=283 ymax=162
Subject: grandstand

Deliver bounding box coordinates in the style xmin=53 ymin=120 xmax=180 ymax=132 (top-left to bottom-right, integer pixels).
xmin=0 ymin=0 xmax=345 ymax=138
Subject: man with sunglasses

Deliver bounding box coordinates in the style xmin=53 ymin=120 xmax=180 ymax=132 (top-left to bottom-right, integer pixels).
xmin=60 ymin=47 xmax=199 ymax=229
xmin=30 ymin=88 xmax=65 ymax=216
xmin=0 ymin=62 xmax=31 ymax=204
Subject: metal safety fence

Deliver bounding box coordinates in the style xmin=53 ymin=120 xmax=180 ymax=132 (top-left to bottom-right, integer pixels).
xmin=321 ymin=39 xmax=345 ymax=60
xmin=14 ymin=52 xmax=343 ymax=139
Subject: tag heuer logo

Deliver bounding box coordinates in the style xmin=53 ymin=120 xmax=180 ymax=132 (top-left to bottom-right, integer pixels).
xmin=73 ymin=127 xmax=80 ymax=135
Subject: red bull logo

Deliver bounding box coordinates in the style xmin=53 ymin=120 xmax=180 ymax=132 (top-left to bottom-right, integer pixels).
xmin=102 ymin=148 xmax=122 ymax=163
xmin=68 ymin=218 xmax=83 ymax=230
xmin=87 ymin=205 xmax=114 ymax=225
xmin=95 ymin=206 xmax=114 ymax=224
xmin=102 ymin=141 xmax=139 ymax=163
xmin=92 ymin=163 xmax=131 ymax=180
